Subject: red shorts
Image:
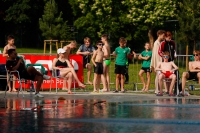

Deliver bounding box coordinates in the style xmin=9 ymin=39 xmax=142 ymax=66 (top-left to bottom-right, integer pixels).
xmin=162 ymin=71 xmax=173 ymax=78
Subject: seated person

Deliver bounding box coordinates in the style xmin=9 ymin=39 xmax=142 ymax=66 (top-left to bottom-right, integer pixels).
xmin=6 ymin=49 xmax=50 ymax=98
xmin=155 ymin=51 xmax=178 ymax=96
xmin=181 ymin=50 xmax=200 ymax=96
xmin=52 ymin=48 xmax=86 ymax=94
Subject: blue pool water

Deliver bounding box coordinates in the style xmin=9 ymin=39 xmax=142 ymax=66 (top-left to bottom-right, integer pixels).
xmin=1 ymin=97 xmax=200 ymax=133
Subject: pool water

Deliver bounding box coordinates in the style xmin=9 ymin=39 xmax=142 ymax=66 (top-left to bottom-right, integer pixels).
xmin=1 ymin=98 xmax=200 ymax=133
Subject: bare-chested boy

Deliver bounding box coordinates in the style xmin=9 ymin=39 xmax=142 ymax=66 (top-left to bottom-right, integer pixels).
xmin=3 ymin=35 xmax=17 ymax=92
xmin=91 ymin=41 xmax=106 ymax=92
xmin=155 ymin=51 xmax=178 ymax=96
xmin=181 ymin=50 xmax=200 ymax=96
xmin=101 ymin=34 xmax=110 ymax=91
xmin=63 ymin=41 xmax=77 ymax=59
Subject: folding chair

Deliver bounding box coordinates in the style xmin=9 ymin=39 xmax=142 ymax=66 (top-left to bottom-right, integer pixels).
xmin=26 ymin=64 xmax=45 ymax=91
xmin=50 ymin=69 xmax=77 ymax=94
xmin=157 ymin=70 xmax=179 ymax=95
xmin=4 ymin=70 xmax=25 ymax=98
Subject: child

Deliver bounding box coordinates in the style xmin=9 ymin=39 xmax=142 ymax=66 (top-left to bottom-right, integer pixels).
xmin=113 ymin=37 xmax=131 ymax=93
xmin=2 ymin=35 xmax=17 ymax=92
xmin=76 ymin=37 xmax=95 ymax=85
xmin=101 ymin=34 xmax=110 ymax=91
xmin=155 ymin=51 xmax=178 ymax=96
xmin=150 ymin=30 xmax=166 ymax=93
xmin=63 ymin=41 xmax=77 ymax=60
xmin=138 ymin=43 xmax=152 ymax=92
xmin=91 ymin=41 xmax=105 ymax=92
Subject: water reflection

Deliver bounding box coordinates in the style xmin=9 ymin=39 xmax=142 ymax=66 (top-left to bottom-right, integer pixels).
xmin=0 ymin=98 xmax=200 ymax=133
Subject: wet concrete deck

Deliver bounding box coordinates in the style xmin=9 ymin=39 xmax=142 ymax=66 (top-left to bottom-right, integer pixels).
xmin=1 ymin=91 xmax=200 ymax=133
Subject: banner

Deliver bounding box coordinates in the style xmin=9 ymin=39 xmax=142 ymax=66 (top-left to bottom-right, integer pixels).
xmin=0 ymin=54 xmax=83 ymax=89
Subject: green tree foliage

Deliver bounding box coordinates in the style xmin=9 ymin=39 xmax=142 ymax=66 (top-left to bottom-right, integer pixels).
xmin=4 ymin=0 xmax=31 ymax=23
xmin=2 ymin=0 xmax=45 ymax=47
xmin=177 ymin=0 xmax=200 ymax=51
xmin=69 ymin=0 xmax=176 ymax=49
xmin=69 ymin=0 xmax=137 ymax=44
xmin=122 ymin=0 xmax=177 ymax=47
xmin=39 ymin=0 xmax=72 ymax=40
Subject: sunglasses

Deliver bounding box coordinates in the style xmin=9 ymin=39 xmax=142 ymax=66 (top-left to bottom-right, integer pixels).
xmin=193 ymin=54 xmax=199 ymax=56
xmin=98 ymin=43 xmax=104 ymax=46
xmin=163 ymin=56 xmax=169 ymax=58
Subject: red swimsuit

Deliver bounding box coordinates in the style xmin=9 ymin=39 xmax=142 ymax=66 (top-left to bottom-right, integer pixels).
xmin=162 ymin=71 xmax=173 ymax=78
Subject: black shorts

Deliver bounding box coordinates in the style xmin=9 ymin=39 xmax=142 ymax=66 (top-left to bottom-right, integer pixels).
xmin=94 ymin=62 xmax=103 ymax=74
xmin=141 ymin=67 xmax=152 ymax=73
xmin=115 ymin=64 xmax=126 ymax=75
xmin=20 ymin=70 xmax=36 ymax=81
xmin=188 ymin=71 xmax=198 ymax=81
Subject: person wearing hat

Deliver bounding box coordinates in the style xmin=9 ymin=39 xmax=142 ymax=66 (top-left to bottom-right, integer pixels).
xmin=52 ymin=48 xmax=86 ymax=94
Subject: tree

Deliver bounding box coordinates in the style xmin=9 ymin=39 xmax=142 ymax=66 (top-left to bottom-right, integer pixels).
xmin=122 ymin=0 xmax=177 ymax=48
xmin=1 ymin=0 xmax=47 ymax=47
xmin=39 ymin=0 xmax=72 ymax=40
xmin=176 ymin=0 xmax=200 ymax=70
xmin=69 ymin=0 xmax=138 ymax=44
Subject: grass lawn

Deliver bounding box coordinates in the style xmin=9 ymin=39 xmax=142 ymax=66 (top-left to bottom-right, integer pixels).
xmin=1 ymin=47 xmax=200 ymax=95
xmin=0 ymin=47 xmax=57 ymax=54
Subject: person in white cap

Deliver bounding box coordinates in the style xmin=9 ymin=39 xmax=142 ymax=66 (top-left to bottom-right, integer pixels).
xmin=52 ymin=48 xmax=86 ymax=94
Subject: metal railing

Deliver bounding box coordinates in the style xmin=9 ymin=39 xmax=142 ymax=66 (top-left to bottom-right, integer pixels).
xmin=85 ymin=54 xmax=196 ymax=91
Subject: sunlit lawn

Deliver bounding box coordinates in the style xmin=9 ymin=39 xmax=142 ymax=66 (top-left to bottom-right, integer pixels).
xmin=1 ymin=47 xmax=200 ymax=95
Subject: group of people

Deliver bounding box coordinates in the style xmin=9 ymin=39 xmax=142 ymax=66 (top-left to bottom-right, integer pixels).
xmin=2 ymin=31 xmax=200 ymax=97
xmin=3 ymin=35 xmax=51 ymax=98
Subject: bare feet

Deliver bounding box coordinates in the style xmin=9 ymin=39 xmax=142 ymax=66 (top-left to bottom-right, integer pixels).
xmin=67 ymin=91 xmax=73 ymax=94
xmin=62 ymin=88 xmax=68 ymax=91
xmin=102 ymin=89 xmax=108 ymax=92
xmin=87 ymin=81 xmax=93 ymax=85
xmin=142 ymin=87 xmax=146 ymax=91
xmin=12 ymin=88 xmax=18 ymax=92
xmin=7 ymin=90 xmax=11 ymax=93
xmin=78 ymin=83 xmax=86 ymax=88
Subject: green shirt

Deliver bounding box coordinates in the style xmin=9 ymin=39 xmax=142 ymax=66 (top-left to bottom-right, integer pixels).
xmin=140 ymin=50 xmax=152 ymax=68
xmin=115 ymin=46 xmax=130 ymax=66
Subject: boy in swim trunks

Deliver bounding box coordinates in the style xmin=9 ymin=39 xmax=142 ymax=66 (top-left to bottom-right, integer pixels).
xmin=101 ymin=34 xmax=110 ymax=91
xmin=91 ymin=41 xmax=106 ymax=92
xmin=138 ymin=42 xmax=152 ymax=92
xmin=155 ymin=51 xmax=178 ymax=96
xmin=181 ymin=50 xmax=200 ymax=96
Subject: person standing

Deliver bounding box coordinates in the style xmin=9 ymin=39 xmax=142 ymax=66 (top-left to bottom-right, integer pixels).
xmin=158 ymin=31 xmax=176 ymax=62
xmin=3 ymin=35 xmax=17 ymax=92
xmin=76 ymin=37 xmax=95 ymax=85
xmin=91 ymin=41 xmax=106 ymax=92
xmin=113 ymin=37 xmax=131 ymax=93
xmin=101 ymin=34 xmax=110 ymax=91
xmin=150 ymin=30 xmax=166 ymax=94
xmin=138 ymin=42 xmax=152 ymax=92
